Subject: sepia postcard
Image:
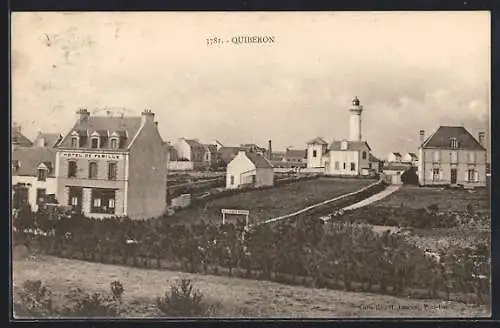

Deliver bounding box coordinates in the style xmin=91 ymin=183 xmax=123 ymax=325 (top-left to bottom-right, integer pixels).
xmin=10 ymin=11 xmax=491 ymax=319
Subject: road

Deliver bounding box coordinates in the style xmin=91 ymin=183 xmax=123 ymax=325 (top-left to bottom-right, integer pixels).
xmin=342 ymin=185 xmax=401 ymax=211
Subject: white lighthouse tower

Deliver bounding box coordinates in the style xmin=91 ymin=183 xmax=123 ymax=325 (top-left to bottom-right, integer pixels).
xmin=349 ymin=96 xmax=363 ymax=142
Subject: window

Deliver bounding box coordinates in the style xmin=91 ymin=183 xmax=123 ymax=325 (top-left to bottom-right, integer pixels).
xmin=93 ymin=198 xmax=101 ymax=207
xmin=468 ymin=152 xmax=476 ymax=163
xmin=450 ymin=138 xmax=458 ymax=149
xmin=362 ymin=151 xmax=367 ymax=160
xmin=71 ymin=196 xmax=78 ymax=206
xmin=432 ymin=168 xmax=440 ymax=181
xmin=369 ymin=162 xmax=372 ymax=169
xmin=91 ymin=137 xmax=99 ymax=149
xmin=350 ymin=162 xmax=356 ymax=171
xmin=230 ymin=175 xmax=235 ymax=185
xmin=110 ymin=138 xmax=119 ymax=149
xmin=108 ymin=162 xmax=117 ymax=180
xmin=468 ymin=169 xmax=475 ymax=182
xmin=90 ymin=188 xmax=116 ymax=214
xmin=37 ymin=168 xmax=47 ymax=181
xmin=334 ymin=161 xmax=340 ymax=170
xmin=433 ymin=151 xmax=440 ymax=162
xmin=450 ymin=151 xmax=458 ymax=163
xmin=88 ymin=162 xmax=98 ymax=179
xmin=67 ymin=161 xmax=77 ymax=178
xmin=313 ymin=150 xmax=317 ymax=158
xmin=36 ymin=188 xmax=46 ymax=205
xmin=71 ymin=137 xmax=78 ymax=148
xmin=343 ymin=162 xmax=346 ymax=170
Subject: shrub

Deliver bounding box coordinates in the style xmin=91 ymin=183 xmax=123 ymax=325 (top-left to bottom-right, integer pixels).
xmin=61 ymin=281 xmax=125 ymax=317
xmin=156 ymin=279 xmax=208 ymax=317
xmin=17 ymin=280 xmax=54 ymax=317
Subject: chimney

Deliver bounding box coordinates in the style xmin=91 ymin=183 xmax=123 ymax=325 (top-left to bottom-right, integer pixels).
xmin=77 ymin=108 xmax=90 ymax=122
xmin=478 ymin=132 xmax=485 ymax=147
xmin=36 ymin=129 xmax=44 ymax=147
xmin=268 ymin=140 xmax=272 ymax=160
xmin=141 ymin=109 xmax=155 ymax=125
xmin=419 ymin=130 xmax=425 ymax=145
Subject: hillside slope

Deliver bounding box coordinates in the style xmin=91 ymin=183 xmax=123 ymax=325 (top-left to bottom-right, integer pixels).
xmin=12 ymin=253 xmax=490 ymax=318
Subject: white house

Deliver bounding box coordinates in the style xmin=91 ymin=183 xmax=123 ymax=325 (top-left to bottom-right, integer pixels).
xmin=173 ymin=138 xmax=210 ymax=170
xmin=383 ymin=163 xmax=412 ymax=185
xmin=387 ymin=152 xmax=402 ymax=163
xmin=402 ymin=152 xmax=418 ymax=166
xmin=325 ymin=140 xmax=372 ymax=176
xmin=226 ymin=150 xmax=274 ymax=189
xmin=305 ymin=97 xmax=378 ymax=177
xmin=12 ymin=147 xmax=58 ymax=211
xmin=306 ymin=137 xmax=328 ymax=168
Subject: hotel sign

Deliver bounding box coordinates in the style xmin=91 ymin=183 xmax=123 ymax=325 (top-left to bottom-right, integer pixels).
xmin=60 ymin=152 xmax=124 ymax=161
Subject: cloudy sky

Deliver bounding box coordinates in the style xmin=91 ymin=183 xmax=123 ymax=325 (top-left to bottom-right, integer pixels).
xmin=11 ymin=11 xmax=490 ymax=157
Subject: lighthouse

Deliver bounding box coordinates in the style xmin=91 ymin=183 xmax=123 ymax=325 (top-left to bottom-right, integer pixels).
xmin=349 ymin=96 xmax=363 ymax=142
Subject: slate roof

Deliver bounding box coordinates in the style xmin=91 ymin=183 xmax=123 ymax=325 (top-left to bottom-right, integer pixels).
xmin=306 ymin=137 xmax=328 ymax=145
xmin=329 ymin=140 xmax=371 ymax=152
xmin=12 ymin=129 xmax=33 ymax=147
xmin=245 ymin=152 xmax=273 ymax=169
xmin=204 ymin=144 xmax=218 ymax=154
xmin=271 ymin=151 xmax=286 ymax=161
xmin=58 ymin=116 xmax=143 ymax=150
xmin=421 ymin=126 xmax=486 ymax=150
xmin=219 ymin=146 xmax=242 ymax=163
xmin=34 ymin=133 xmax=63 ymax=148
xmin=285 ymin=149 xmax=307 ymax=159
xmin=12 ymin=147 xmax=56 ymax=177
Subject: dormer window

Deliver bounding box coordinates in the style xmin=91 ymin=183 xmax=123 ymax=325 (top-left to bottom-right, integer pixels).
xmin=110 ymin=137 xmax=119 ymax=149
xmin=90 ymin=131 xmax=101 ymax=149
xmin=70 ymin=131 xmax=80 ymax=148
xmin=37 ymin=168 xmax=47 ymax=181
xmin=450 ymin=138 xmax=458 ymax=149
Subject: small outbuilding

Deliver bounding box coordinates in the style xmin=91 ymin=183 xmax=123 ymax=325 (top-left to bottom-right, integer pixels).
xmin=226 ymin=150 xmax=274 ymax=189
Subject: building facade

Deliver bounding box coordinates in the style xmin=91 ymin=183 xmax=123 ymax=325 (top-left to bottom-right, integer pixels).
xmin=306 ymin=137 xmax=328 ymax=168
xmin=325 ymin=140 xmax=372 ymax=176
xmin=55 ymin=109 xmax=167 ymax=219
xmin=12 ymin=147 xmax=58 ymax=211
xmin=305 ymin=97 xmax=378 ymax=177
xmin=417 ymin=126 xmax=487 ymax=188
xmin=226 ymin=151 xmax=274 ymax=189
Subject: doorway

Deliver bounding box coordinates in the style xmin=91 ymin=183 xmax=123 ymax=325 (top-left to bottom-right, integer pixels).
xmin=450 ymin=168 xmax=457 ymax=185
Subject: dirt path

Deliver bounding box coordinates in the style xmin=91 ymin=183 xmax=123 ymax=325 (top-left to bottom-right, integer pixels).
xmin=343 ymin=185 xmax=401 ymax=211
xmin=12 ymin=255 xmax=489 ymax=318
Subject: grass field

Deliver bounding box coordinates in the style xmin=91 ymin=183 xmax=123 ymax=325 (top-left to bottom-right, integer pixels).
xmin=12 ymin=252 xmax=490 ymax=318
xmin=169 ymin=178 xmax=374 ymax=224
xmin=372 ymin=185 xmax=490 ymax=212
xmin=356 ymin=185 xmax=490 ymax=252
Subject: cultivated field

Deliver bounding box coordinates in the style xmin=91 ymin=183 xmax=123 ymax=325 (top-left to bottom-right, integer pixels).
xmin=342 ymin=185 xmax=490 ymax=252
xmin=372 ymin=185 xmax=490 ymax=213
xmin=12 ymin=253 xmax=490 ymax=318
xmin=169 ymin=178 xmax=375 ymax=224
